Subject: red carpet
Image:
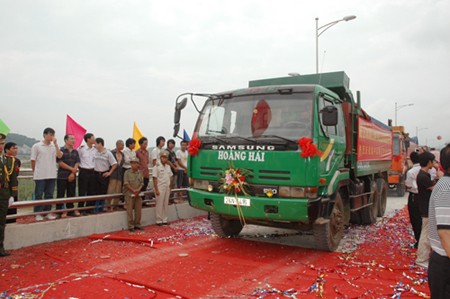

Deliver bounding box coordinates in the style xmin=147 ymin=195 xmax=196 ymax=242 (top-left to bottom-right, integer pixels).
xmin=0 ymin=208 xmax=429 ymax=298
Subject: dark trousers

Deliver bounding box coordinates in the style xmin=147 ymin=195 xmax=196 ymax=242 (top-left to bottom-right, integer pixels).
xmin=428 ymin=251 xmax=450 ymax=299
xmin=121 ymin=167 xmax=129 ymax=182
xmin=0 ymin=189 xmax=10 ymax=251
xmin=177 ymin=170 xmax=189 ymax=188
xmin=407 ymin=193 xmax=422 ymax=244
xmin=93 ymin=172 xmax=109 ymax=212
xmin=78 ymin=168 xmax=95 ymax=208
xmin=56 ymin=179 xmax=76 ymax=210
xmin=141 ymin=177 xmax=149 ymax=201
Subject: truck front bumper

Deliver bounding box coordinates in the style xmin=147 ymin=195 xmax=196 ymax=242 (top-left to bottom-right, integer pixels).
xmin=188 ymin=189 xmax=312 ymax=223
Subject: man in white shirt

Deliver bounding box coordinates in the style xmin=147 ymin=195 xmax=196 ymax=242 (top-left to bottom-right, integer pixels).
xmin=405 ymin=151 xmax=421 ymax=248
xmin=176 ymin=140 xmax=189 ymax=201
xmin=30 ymin=127 xmax=63 ymax=221
xmin=151 ymin=136 xmax=165 ymax=167
xmin=78 ymin=133 xmax=96 ymax=214
xmin=93 ymin=137 xmax=117 ymax=213
xmin=122 ymin=138 xmax=137 ymax=176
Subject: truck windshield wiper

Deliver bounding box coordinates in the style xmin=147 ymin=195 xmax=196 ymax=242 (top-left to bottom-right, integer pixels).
xmin=226 ymin=135 xmax=255 ymax=144
xmin=255 ymin=135 xmax=298 ymax=145
xmin=201 ymin=135 xmax=228 ymax=144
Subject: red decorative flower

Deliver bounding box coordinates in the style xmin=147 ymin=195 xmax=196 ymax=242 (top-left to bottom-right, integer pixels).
xmin=298 ymin=137 xmax=322 ymax=158
xmin=188 ymin=138 xmax=202 ymax=156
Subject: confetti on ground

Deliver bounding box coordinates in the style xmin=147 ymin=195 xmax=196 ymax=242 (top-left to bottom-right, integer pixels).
xmin=0 ymin=208 xmax=429 ymax=298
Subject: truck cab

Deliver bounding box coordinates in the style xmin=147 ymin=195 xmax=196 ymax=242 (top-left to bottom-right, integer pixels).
xmin=388 ymin=126 xmax=409 ymax=196
xmin=173 ymin=71 xmax=391 ymax=251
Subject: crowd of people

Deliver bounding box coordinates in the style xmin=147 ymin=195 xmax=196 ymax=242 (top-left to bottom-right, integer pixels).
xmin=0 ymin=127 xmax=190 ymax=256
xmin=2 ymin=128 xmax=450 ymax=297
xmin=405 ymin=145 xmax=450 ymax=298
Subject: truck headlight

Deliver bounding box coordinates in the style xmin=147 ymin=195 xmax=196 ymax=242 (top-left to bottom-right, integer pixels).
xmin=192 ymin=179 xmax=211 ymax=191
xmin=279 ymin=186 xmax=318 ymax=199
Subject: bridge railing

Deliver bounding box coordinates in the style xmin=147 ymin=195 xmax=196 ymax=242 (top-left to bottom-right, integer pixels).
xmin=7 ymin=188 xmax=188 ymax=220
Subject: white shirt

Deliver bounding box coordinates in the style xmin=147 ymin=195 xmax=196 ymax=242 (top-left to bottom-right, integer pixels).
xmin=151 ymin=147 xmax=161 ymax=166
xmin=429 ymin=167 xmax=437 ymax=181
xmin=176 ymin=149 xmax=188 ymax=171
xmin=94 ymin=149 xmax=117 ymax=172
xmin=122 ymin=147 xmax=136 ymax=169
xmin=405 ymin=163 xmax=420 ymax=194
xmin=30 ymin=141 xmax=58 ymax=180
xmin=152 ymin=163 xmax=172 ymax=186
xmin=78 ymin=144 xmax=96 ymax=169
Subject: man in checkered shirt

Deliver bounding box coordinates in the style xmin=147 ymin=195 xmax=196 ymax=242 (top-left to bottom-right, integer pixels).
xmin=428 ymin=144 xmax=450 ymax=298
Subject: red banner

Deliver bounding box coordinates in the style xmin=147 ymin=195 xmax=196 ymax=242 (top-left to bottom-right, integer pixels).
xmin=357 ymin=117 xmax=392 ymax=161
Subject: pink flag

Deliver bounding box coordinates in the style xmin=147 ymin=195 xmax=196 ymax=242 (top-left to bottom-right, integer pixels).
xmin=66 ymin=115 xmax=87 ymax=149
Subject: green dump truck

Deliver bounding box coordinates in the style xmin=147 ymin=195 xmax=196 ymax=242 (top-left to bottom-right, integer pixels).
xmin=173 ymin=71 xmax=392 ymax=251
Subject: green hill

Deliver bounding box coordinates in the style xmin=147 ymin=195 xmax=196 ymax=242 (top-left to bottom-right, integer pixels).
xmin=5 ymin=133 xmax=39 ymax=148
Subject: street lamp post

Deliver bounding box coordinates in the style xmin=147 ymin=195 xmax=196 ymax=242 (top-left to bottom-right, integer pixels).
xmin=394 ymin=102 xmax=414 ymax=126
xmin=315 ymin=15 xmax=356 ymax=74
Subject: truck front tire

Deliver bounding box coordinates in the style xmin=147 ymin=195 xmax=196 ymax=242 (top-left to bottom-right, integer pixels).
xmin=210 ymin=213 xmax=243 ymax=237
xmin=313 ymin=193 xmax=344 ymax=251
xmin=377 ymin=178 xmax=388 ymax=217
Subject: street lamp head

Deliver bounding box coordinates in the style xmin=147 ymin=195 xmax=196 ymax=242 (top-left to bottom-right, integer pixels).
xmin=315 ymin=14 xmax=356 ymax=74
xmin=343 ymin=15 xmax=357 ymax=21
xmin=396 ymin=103 xmax=414 ymax=111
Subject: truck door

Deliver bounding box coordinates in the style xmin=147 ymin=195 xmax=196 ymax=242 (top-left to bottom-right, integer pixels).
xmin=317 ymin=95 xmax=346 ymax=174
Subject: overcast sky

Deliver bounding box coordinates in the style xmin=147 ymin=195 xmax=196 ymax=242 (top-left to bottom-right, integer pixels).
xmin=1 ymin=0 xmax=449 ymax=148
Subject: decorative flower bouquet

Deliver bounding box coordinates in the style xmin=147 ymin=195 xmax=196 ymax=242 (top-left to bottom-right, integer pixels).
xmin=219 ymin=165 xmax=252 ymax=196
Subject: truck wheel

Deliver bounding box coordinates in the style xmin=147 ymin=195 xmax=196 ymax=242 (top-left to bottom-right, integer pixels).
xmin=313 ymin=193 xmax=344 ymax=251
xmin=396 ymin=183 xmax=405 ymax=197
xmin=210 ymin=213 xmax=243 ymax=237
xmin=343 ymin=196 xmax=351 ymax=225
xmin=350 ymin=211 xmax=361 ymax=225
xmin=360 ymin=181 xmax=378 ymax=225
xmin=377 ymin=178 xmax=388 ymax=217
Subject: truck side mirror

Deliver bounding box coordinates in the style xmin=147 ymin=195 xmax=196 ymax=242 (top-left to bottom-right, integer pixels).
xmin=174 ymin=98 xmax=188 ymax=124
xmin=173 ymin=97 xmax=188 ymax=137
xmin=173 ymin=123 xmax=180 ymax=138
xmin=404 ymin=139 xmax=410 ymax=150
xmin=320 ymin=106 xmax=338 ymax=126
xmin=176 ymin=97 xmax=188 ymax=111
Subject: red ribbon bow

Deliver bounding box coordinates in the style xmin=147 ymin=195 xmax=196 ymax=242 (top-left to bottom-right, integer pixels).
xmin=298 ymin=137 xmax=321 ymax=158
xmin=188 ymin=138 xmax=202 ymax=156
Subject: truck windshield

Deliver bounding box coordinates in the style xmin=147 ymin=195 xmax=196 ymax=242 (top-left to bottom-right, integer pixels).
xmin=195 ymin=93 xmax=313 ymax=140
xmin=393 ymin=135 xmax=401 ymax=155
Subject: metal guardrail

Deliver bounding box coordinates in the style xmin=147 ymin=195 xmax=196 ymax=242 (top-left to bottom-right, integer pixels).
xmin=7 ymin=188 xmax=189 ymax=220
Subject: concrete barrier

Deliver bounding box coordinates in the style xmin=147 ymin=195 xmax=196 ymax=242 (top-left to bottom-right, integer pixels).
xmin=4 ymin=202 xmax=207 ymax=250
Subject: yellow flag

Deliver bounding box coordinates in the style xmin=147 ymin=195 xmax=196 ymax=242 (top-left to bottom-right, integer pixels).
xmin=133 ymin=121 xmax=144 ymax=151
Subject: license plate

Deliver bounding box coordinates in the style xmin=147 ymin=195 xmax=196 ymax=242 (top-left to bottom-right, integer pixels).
xmin=224 ymin=196 xmax=251 ymax=207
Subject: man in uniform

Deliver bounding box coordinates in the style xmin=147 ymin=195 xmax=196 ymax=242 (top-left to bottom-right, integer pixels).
xmin=123 ymin=156 xmax=143 ymax=232
xmin=4 ymin=142 xmax=20 ymax=223
xmin=152 ymin=150 xmax=173 ymax=226
xmin=0 ymin=134 xmax=15 ymax=256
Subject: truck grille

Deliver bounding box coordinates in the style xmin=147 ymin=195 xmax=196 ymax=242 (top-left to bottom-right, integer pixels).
xmin=257 ymin=169 xmax=291 ymax=181
xmin=199 ymin=167 xmax=291 ymax=181
xmin=198 ymin=167 xmax=289 ymax=197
